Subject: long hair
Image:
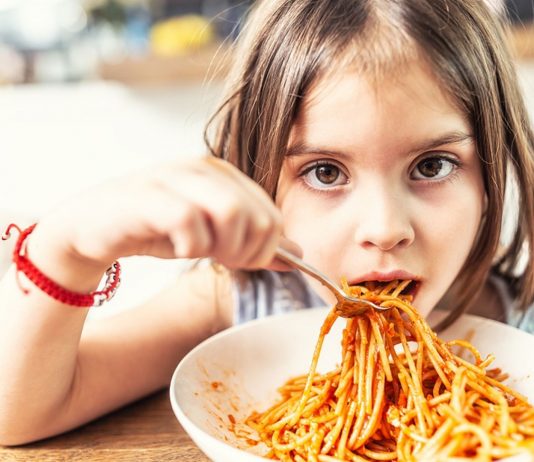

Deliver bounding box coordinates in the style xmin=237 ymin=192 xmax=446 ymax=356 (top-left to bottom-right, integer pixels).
xmin=205 ymin=0 xmax=534 ymax=329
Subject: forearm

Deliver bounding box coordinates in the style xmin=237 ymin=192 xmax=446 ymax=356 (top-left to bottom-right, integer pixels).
xmin=0 ymin=224 xmax=109 ymax=445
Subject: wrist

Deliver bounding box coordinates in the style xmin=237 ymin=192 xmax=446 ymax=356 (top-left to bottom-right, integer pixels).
xmin=24 ymin=223 xmax=113 ymax=295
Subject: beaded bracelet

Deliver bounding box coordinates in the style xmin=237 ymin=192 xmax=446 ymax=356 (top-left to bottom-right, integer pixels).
xmin=2 ymin=223 xmax=121 ymax=307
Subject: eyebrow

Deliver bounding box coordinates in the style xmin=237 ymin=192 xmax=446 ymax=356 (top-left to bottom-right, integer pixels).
xmin=286 ymin=131 xmax=474 ymax=159
xmin=286 ymin=144 xmax=352 ymax=160
xmin=410 ymin=131 xmax=473 ymax=154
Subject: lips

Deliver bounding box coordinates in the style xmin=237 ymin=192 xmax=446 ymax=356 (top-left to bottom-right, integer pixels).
xmin=349 ymin=270 xmax=422 ymax=298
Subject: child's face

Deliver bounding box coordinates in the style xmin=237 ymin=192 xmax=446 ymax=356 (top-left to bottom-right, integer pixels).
xmin=276 ymin=60 xmax=486 ymax=317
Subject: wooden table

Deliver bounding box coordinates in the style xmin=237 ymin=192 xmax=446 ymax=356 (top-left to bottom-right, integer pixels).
xmin=0 ymin=390 xmax=210 ymax=461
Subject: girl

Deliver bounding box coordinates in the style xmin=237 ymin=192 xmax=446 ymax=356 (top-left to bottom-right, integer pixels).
xmin=1 ymin=0 xmax=533 ymax=447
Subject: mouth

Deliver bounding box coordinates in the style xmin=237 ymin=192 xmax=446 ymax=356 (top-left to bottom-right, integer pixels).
xmin=349 ymin=272 xmax=422 ymax=299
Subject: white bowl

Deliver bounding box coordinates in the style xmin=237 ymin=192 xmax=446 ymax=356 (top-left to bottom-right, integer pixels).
xmin=170 ymin=308 xmax=534 ymax=462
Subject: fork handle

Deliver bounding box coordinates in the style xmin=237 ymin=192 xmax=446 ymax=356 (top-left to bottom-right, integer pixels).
xmin=275 ymin=248 xmax=342 ymax=297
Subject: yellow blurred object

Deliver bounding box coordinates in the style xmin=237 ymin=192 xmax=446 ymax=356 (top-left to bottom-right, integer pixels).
xmin=150 ymin=15 xmax=215 ymax=57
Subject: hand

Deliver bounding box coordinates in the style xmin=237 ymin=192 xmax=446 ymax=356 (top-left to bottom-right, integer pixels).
xmin=32 ymin=157 xmax=299 ymax=278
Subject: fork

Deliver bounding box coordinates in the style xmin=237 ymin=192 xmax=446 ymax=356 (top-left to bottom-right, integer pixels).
xmin=275 ymin=247 xmax=389 ymax=318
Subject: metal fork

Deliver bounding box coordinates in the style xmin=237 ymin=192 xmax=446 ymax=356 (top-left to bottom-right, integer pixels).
xmin=275 ymin=247 xmax=389 ymax=318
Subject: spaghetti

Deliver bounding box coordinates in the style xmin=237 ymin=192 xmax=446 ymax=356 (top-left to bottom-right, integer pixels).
xmin=246 ymin=280 xmax=534 ymax=461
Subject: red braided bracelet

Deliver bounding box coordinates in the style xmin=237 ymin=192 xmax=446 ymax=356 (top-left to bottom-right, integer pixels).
xmin=2 ymin=223 xmax=121 ymax=307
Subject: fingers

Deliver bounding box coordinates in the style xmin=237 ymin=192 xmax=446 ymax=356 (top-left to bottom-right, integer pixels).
xmin=200 ymin=191 xmax=282 ymax=269
xmin=155 ymin=157 xmax=285 ymax=269
xmin=198 ymin=159 xmax=296 ymax=270
xmin=226 ymin=210 xmax=282 ymax=269
xmin=118 ymin=192 xmax=214 ymax=260
xmin=168 ymin=204 xmax=214 ymax=259
xmin=205 ymin=200 xmax=252 ymax=266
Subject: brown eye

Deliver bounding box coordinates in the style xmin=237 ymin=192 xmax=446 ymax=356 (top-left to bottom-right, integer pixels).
xmin=315 ymin=165 xmax=340 ymax=184
xmin=301 ymin=161 xmax=348 ymax=190
xmin=412 ymin=156 xmax=455 ymax=180
xmin=419 ymin=158 xmax=443 ymax=177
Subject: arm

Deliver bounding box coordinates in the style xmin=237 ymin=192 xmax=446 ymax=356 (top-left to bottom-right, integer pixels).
xmin=0 ymin=256 xmax=233 ymax=445
xmin=0 ymin=157 xmax=290 ymax=446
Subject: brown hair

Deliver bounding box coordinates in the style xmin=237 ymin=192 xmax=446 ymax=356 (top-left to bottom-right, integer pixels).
xmin=205 ymin=0 xmax=534 ymax=329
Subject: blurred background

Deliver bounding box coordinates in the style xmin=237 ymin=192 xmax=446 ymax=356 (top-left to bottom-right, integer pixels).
xmin=0 ymin=0 xmax=250 ymax=84
xmin=0 ymin=0 xmax=532 ymax=315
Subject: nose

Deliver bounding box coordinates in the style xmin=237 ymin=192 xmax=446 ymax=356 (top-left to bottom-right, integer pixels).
xmin=352 ymin=185 xmax=415 ymax=251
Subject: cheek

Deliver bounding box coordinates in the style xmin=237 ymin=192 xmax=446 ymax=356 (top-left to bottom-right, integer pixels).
xmin=415 ymin=185 xmax=484 ymax=314
xmin=423 ymin=201 xmax=481 ymax=250
xmin=416 ymin=167 xmax=485 ymax=254
xmin=277 ymin=175 xmax=315 ymax=246
xmin=446 ymin=187 xmax=483 ymax=252
xmin=278 ymin=190 xmax=347 ymax=268
xmin=280 ymin=199 xmax=327 ymax=253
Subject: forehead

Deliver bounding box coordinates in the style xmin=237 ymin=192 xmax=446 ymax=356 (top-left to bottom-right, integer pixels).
xmin=291 ymin=59 xmax=470 ymax=149
xmin=299 ymin=58 xmax=465 ymax=124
